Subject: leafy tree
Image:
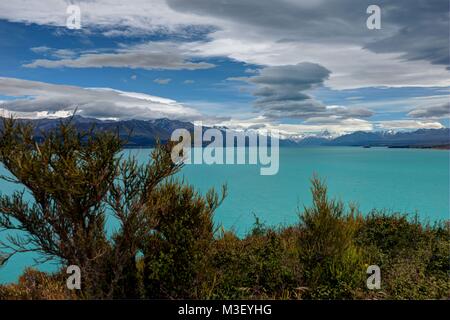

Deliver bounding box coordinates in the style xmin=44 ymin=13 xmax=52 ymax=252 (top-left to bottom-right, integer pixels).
xmin=0 ymin=117 xmax=187 ymax=298
xmin=0 ymin=117 xmax=121 ymax=297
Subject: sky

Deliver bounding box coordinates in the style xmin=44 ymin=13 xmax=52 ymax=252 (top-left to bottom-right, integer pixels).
xmin=0 ymin=0 xmax=448 ymax=138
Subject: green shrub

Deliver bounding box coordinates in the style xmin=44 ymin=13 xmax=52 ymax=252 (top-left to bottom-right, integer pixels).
xmin=298 ymin=176 xmax=366 ymax=299
xmin=356 ymin=212 xmax=424 ymax=256
xmin=142 ymin=181 xmax=225 ymax=299
xmin=381 ymin=253 xmax=450 ymax=299
xmin=356 ymin=213 xmax=450 ymax=299
xmin=210 ymin=225 xmax=300 ymax=299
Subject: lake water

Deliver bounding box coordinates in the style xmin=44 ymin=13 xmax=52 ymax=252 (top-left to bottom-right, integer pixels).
xmin=1 ymin=147 xmax=449 ymax=283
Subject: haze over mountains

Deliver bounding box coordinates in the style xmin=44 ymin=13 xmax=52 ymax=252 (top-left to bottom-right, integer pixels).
xmin=1 ymin=116 xmax=449 ymax=148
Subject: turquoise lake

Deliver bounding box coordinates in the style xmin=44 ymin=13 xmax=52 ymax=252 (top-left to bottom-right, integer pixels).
xmin=0 ymin=147 xmax=449 ymax=283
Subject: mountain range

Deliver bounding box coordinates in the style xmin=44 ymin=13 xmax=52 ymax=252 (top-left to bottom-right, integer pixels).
xmin=1 ymin=116 xmax=449 ymax=148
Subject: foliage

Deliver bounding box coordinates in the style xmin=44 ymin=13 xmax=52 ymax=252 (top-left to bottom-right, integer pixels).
xmin=209 ymin=227 xmax=301 ymax=299
xmin=297 ymin=176 xmax=366 ymax=299
xmin=0 ymin=117 xmax=122 ymax=298
xmin=0 ymin=117 xmax=186 ymax=298
xmin=142 ymin=180 xmax=226 ymax=299
xmin=355 ymin=213 xmax=450 ymax=299
xmin=0 ymin=268 xmax=75 ymax=300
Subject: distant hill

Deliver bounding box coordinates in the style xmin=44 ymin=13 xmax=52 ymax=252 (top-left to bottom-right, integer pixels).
xmin=0 ymin=116 xmax=448 ymax=148
xmin=326 ymin=129 xmax=450 ymax=147
xmin=0 ymin=116 xmax=194 ymax=147
xmin=0 ymin=116 xmax=314 ymax=147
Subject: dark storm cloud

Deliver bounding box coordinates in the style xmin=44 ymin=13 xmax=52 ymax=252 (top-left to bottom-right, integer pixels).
xmin=167 ymin=0 xmax=449 ymax=68
xmin=167 ymin=0 xmax=370 ymax=40
xmin=363 ymin=1 xmax=449 ymax=68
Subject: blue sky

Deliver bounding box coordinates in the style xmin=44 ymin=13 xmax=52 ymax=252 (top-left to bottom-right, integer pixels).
xmin=0 ymin=1 xmax=448 ymax=138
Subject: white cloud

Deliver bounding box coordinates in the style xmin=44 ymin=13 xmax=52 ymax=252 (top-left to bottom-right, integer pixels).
xmin=0 ymin=0 xmax=212 ymax=32
xmin=153 ymin=78 xmax=171 ymax=85
xmin=211 ymin=117 xmax=445 ymax=139
xmin=375 ymin=120 xmax=444 ymax=130
xmin=346 ymin=94 xmax=450 ymax=116
xmin=30 ymin=46 xmax=52 ymax=54
xmin=186 ymin=38 xmax=450 ymax=89
xmin=0 ymin=77 xmax=200 ymax=121
xmin=24 ymin=41 xmax=215 ymax=70
xmin=0 ymin=108 xmax=73 ymax=119
xmin=210 ymin=116 xmax=374 ymax=139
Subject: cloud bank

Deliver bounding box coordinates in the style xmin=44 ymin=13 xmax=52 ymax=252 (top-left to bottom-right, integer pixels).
xmin=0 ymin=77 xmax=200 ymax=121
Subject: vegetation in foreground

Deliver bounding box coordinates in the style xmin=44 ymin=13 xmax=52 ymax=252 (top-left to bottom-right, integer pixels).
xmin=0 ymin=118 xmax=448 ymax=300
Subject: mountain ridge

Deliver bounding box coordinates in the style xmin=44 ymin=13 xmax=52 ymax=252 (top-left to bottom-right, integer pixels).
xmin=0 ymin=116 xmax=448 ymax=148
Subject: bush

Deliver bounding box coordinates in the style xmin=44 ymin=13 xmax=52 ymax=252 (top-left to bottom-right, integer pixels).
xmin=380 ymin=253 xmax=450 ymax=299
xmin=297 ymin=176 xmax=366 ymax=299
xmin=142 ymin=181 xmax=225 ymax=299
xmin=210 ymin=225 xmax=300 ymax=299
xmin=356 ymin=212 xmax=424 ymax=257
xmin=0 ymin=268 xmax=75 ymax=300
xmin=356 ymin=213 xmax=450 ymax=299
